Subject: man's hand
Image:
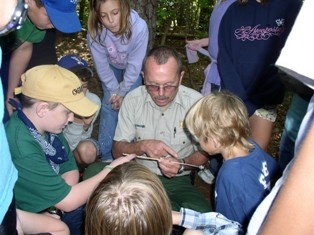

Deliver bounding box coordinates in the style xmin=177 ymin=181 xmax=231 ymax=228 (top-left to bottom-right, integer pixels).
xmin=141 ymin=139 xmax=178 ymax=159
xmin=158 ymin=156 xmax=181 ymax=178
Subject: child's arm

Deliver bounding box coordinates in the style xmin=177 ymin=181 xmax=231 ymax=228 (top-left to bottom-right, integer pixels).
xmin=6 ymin=41 xmax=33 ymax=116
xmin=186 ymin=38 xmax=209 ymax=51
xmin=172 ymin=211 xmax=182 ymax=225
xmin=172 ymin=209 xmax=206 ymax=235
xmin=55 ymin=154 xmax=136 ymax=212
xmin=61 ymin=170 xmax=80 ymax=186
xmin=172 ymin=208 xmax=206 ymax=229
xmin=16 ymin=209 xmax=69 ymax=235
xmin=260 ymin=124 xmax=314 ymax=234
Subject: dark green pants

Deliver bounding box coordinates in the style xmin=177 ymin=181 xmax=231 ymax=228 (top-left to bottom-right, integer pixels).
xmin=159 ymin=175 xmax=212 ymax=212
xmin=83 ymin=161 xmax=109 ymax=181
xmin=83 ymin=162 xmax=212 ymax=212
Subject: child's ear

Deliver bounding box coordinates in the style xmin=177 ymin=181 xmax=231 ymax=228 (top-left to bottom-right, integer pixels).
xmin=36 ymin=102 xmax=50 ymax=118
xmin=213 ymin=139 xmax=221 ymax=149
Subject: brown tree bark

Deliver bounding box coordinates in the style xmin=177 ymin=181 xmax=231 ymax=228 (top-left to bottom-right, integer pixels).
xmin=129 ymin=0 xmax=157 ymax=49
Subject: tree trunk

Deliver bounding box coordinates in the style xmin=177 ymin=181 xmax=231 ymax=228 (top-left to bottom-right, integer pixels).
xmin=129 ymin=0 xmax=157 ymax=50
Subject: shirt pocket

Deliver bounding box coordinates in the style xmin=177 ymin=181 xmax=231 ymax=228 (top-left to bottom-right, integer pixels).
xmin=134 ymin=126 xmax=152 ymax=142
xmin=170 ymin=127 xmax=193 ymax=153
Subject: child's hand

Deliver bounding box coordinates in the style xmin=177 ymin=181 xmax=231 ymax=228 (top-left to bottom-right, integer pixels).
xmin=6 ymin=96 xmax=17 ymax=117
xmin=186 ymin=41 xmax=200 ymax=51
xmin=109 ymin=94 xmax=123 ymax=110
xmin=186 ymin=38 xmax=209 ymax=51
xmin=110 ymin=153 xmax=136 ymax=168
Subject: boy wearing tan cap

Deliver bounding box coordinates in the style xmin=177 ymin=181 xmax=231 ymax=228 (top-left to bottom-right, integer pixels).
xmin=5 ymin=65 xmax=135 ymax=235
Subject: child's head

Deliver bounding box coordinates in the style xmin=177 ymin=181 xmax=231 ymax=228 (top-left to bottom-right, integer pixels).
xmin=16 ymin=64 xmax=98 ymax=117
xmin=58 ymin=54 xmax=93 ymax=84
xmin=185 ymin=91 xmax=253 ymax=155
xmin=29 ymin=0 xmax=81 ymax=33
xmin=88 ymin=0 xmax=131 ymax=41
xmin=85 ymin=161 xmax=172 ymax=235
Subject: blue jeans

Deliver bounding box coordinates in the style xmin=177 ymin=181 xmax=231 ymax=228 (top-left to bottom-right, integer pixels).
xmin=98 ymin=66 xmax=142 ymax=160
xmin=278 ymin=129 xmax=295 ymax=171
xmin=61 ymin=205 xmax=85 ymax=235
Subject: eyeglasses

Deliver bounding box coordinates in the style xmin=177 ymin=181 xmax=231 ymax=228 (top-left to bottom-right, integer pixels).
xmin=145 ymin=84 xmax=179 ymax=92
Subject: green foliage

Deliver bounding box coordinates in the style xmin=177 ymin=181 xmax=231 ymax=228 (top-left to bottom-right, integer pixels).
xmin=197 ymin=4 xmax=215 ymax=33
xmin=77 ymin=0 xmax=89 ymax=30
xmin=156 ymin=0 xmax=177 ymax=30
xmin=157 ymin=0 xmax=215 ymax=35
xmin=78 ymin=0 xmax=215 ymax=37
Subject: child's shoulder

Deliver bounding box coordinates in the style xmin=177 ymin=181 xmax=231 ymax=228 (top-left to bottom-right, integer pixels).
xmin=130 ymin=9 xmax=148 ymax=28
xmin=5 ymin=112 xmax=27 ymax=134
xmin=86 ymin=90 xmax=101 ymax=105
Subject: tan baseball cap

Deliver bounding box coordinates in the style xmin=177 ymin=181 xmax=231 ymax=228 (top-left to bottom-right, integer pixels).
xmin=15 ymin=65 xmax=98 ymax=117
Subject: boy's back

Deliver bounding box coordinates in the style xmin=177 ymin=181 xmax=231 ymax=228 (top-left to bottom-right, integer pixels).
xmin=215 ymin=142 xmax=279 ymax=226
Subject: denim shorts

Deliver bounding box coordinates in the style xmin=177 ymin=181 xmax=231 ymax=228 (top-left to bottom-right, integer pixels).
xmin=80 ymin=138 xmax=101 ymax=157
xmin=254 ymin=105 xmax=277 ymax=122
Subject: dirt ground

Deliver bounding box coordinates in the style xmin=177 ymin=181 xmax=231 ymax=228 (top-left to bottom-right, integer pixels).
xmin=56 ymin=32 xmax=291 ymax=206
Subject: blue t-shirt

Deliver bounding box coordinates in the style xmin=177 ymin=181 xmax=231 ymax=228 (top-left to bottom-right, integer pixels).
xmin=0 ymin=48 xmax=18 ymax=223
xmin=215 ymin=142 xmax=279 ymax=227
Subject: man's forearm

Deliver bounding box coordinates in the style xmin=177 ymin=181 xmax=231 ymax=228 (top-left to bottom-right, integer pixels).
xmin=183 ymin=151 xmax=209 ymax=170
xmin=112 ymin=140 xmax=144 ymax=159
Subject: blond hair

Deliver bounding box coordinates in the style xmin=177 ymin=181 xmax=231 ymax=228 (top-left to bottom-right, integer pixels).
xmin=21 ymin=95 xmax=59 ymax=110
xmin=185 ymin=91 xmax=253 ymax=154
xmin=85 ymin=161 xmax=172 ymax=235
xmin=88 ymin=0 xmax=131 ymax=44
